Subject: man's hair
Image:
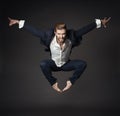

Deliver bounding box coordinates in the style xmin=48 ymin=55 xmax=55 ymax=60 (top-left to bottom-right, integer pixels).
xmin=54 ymin=22 xmax=67 ymax=31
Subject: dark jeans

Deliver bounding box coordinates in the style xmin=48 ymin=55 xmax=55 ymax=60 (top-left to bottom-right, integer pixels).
xmin=40 ymin=59 xmax=87 ymax=86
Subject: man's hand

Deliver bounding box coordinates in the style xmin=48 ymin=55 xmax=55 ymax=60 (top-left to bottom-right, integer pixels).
xmin=52 ymin=82 xmax=62 ymax=93
xmin=8 ymin=17 xmax=19 ymax=26
xmin=62 ymin=80 xmax=72 ymax=92
xmin=101 ymin=17 xmax=111 ymax=28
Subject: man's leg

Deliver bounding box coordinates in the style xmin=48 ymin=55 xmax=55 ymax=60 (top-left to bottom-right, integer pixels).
xmin=61 ymin=60 xmax=87 ymax=91
xmin=40 ymin=59 xmax=62 ymax=92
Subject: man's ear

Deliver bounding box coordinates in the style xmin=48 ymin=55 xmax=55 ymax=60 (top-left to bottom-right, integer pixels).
xmin=54 ymin=31 xmax=56 ymax=35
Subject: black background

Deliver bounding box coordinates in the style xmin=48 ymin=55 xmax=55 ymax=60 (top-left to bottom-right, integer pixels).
xmin=0 ymin=0 xmax=120 ymax=116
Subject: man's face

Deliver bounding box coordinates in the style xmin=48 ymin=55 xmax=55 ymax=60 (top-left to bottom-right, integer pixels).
xmin=54 ymin=29 xmax=66 ymax=44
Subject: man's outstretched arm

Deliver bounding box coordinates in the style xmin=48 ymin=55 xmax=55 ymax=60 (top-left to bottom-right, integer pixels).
xmin=8 ymin=17 xmax=50 ymax=46
xmin=8 ymin=17 xmax=45 ymax=36
xmin=75 ymin=17 xmax=111 ymax=37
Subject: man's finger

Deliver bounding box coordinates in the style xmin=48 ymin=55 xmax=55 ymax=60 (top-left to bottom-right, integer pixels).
xmin=8 ymin=17 xmax=11 ymax=20
xmin=107 ymin=17 xmax=111 ymax=22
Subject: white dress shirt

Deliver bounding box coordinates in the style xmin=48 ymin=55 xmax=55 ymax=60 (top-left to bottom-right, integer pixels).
xmin=50 ymin=36 xmax=72 ymax=67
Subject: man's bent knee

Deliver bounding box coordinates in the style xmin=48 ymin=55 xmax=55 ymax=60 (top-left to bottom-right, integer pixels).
xmin=77 ymin=61 xmax=87 ymax=69
xmin=40 ymin=61 xmax=48 ymax=69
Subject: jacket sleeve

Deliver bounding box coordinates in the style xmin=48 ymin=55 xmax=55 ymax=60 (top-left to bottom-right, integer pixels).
xmin=23 ymin=23 xmax=46 ymax=42
xmin=74 ymin=22 xmax=97 ymax=38
xmin=21 ymin=22 xmax=54 ymax=47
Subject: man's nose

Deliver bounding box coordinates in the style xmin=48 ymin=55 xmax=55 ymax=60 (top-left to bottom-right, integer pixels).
xmin=59 ymin=35 xmax=63 ymax=38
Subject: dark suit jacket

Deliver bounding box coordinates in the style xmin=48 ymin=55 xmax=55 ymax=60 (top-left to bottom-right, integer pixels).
xmin=22 ymin=21 xmax=97 ymax=51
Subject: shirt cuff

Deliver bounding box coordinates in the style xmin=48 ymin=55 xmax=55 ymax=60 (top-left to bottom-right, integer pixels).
xmin=19 ymin=20 xmax=25 ymax=29
xmin=95 ymin=19 xmax=101 ymax=28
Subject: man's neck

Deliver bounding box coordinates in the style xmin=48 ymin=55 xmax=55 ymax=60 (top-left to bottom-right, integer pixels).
xmin=56 ymin=39 xmax=65 ymax=50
